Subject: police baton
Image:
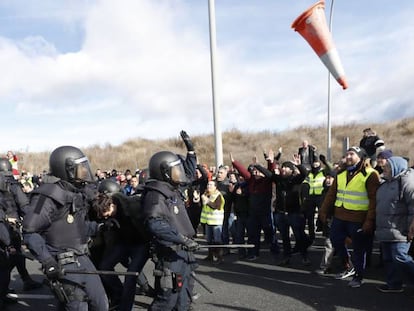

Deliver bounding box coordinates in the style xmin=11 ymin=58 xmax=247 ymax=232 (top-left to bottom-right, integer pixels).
xmin=191 ymin=271 xmax=213 ymax=294
xmin=63 ymin=269 xmax=140 ymax=277
xmin=198 ymin=244 xmax=255 ymax=248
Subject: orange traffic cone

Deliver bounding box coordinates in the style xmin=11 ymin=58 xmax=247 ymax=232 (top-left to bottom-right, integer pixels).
xmin=292 ymin=0 xmax=348 ymax=90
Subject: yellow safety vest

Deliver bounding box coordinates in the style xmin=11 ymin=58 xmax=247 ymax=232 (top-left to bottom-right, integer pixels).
xmin=200 ymin=191 xmax=225 ymax=226
xmin=334 ymin=168 xmax=374 ymax=211
xmin=305 ymin=171 xmax=325 ymax=195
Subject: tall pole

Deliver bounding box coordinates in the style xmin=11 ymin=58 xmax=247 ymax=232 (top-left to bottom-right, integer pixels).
xmin=208 ymin=0 xmax=223 ymax=168
xmin=326 ymin=0 xmax=335 ymax=162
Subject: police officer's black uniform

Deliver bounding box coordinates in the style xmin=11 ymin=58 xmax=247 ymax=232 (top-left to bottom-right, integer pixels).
xmin=0 ymin=207 xmax=16 ymax=309
xmin=0 ymin=158 xmax=43 ymax=292
xmin=142 ymin=151 xmax=199 ymax=311
xmin=22 ymin=146 xmax=108 ymax=311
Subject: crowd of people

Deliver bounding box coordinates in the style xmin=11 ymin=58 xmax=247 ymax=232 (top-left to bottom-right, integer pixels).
xmin=1 ymin=127 xmax=414 ymax=310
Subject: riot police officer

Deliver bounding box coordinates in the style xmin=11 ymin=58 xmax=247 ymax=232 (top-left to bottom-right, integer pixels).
xmin=0 ymin=158 xmax=42 ymax=292
xmin=0 ymin=204 xmax=17 ymax=308
xmin=142 ymin=151 xmax=199 ymax=311
xmin=22 ymin=146 xmax=108 ymax=310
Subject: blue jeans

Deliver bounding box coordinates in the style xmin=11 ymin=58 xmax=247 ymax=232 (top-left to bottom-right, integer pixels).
xmin=330 ymin=217 xmax=371 ymax=277
xmin=274 ymin=212 xmax=310 ymax=258
xmin=206 ymin=224 xmax=222 ymax=244
xmin=222 ymin=212 xmax=235 ymax=245
xmin=381 ymin=241 xmax=414 ymax=288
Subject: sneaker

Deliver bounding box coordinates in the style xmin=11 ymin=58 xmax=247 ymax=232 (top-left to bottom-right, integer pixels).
xmin=246 ymin=255 xmax=258 ymax=261
xmin=376 ymin=284 xmax=404 ymax=293
xmin=191 ymin=292 xmax=201 ymax=302
xmin=348 ymin=277 xmax=362 ymax=288
xmin=335 ymin=267 xmax=355 ymax=280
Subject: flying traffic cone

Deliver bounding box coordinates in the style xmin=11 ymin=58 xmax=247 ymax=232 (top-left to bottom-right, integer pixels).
xmin=292 ymin=0 xmax=348 ymax=89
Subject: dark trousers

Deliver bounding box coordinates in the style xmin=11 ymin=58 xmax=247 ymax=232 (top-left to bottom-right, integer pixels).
xmin=247 ymin=210 xmax=274 ymax=256
xmin=9 ymin=252 xmax=31 ymax=281
xmin=58 ymin=254 xmax=108 ymax=311
xmin=150 ymin=250 xmax=192 ymax=311
xmin=0 ymin=265 xmax=11 ymax=300
xmin=274 ymin=212 xmax=310 ymax=258
xmin=234 ymin=214 xmax=249 ymax=257
xmin=330 ymin=217 xmax=372 ymax=278
xmin=187 ymin=203 xmax=202 ymax=235
xmin=100 ymin=243 xmax=149 ymax=311
xmin=302 ymin=195 xmax=322 ymax=241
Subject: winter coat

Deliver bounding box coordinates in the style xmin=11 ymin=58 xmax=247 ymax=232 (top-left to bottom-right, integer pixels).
xmin=375 ymin=157 xmax=414 ymax=242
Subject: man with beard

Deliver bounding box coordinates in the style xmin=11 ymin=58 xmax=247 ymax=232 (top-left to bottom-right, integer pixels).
xmin=320 ymin=146 xmax=380 ymax=288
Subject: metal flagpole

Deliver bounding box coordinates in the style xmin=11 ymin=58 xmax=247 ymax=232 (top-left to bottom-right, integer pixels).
xmin=327 ymin=0 xmax=335 ymax=162
xmin=208 ymin=0 xmax=224 ymax=168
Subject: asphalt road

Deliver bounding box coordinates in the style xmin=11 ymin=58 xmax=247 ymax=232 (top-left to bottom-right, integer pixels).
xmin=6 ymin=234 xmax=414 ymax=311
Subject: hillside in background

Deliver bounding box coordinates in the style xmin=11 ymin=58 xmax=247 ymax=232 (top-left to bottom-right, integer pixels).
xmin=17 ymin=117 xmax=414 ymax=175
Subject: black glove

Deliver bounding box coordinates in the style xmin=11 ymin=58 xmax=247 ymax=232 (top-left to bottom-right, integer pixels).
xmin=43 ymin=257 xmax=62 ymax=281
xmin=182 ymin=236 xmax=199 ymax=252
xmin=98 ymin=218 xmax=121 ymax=231
xmin=180 ymin=130 xmax=194 ymax=152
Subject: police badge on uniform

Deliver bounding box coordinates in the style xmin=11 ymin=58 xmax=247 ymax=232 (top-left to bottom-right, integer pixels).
xmin=173 ymin=205 xmax=179 ymax=214
xmin=67 ymin=214 xmax=74 ymax=224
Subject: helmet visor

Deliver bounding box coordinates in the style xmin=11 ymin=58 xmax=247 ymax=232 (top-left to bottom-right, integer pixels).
xmin=169 ymin=159 xmax=188 ymax=185
xmin=74 ymin=156 xmax=94 ymax=183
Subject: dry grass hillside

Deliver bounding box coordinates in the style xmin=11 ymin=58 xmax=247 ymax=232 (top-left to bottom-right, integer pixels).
xmin=17 ymin=117 xmax=414 ymax=175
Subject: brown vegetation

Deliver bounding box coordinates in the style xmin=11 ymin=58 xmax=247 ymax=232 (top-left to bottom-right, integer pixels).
xmin=16 ymin=118 xmax=414 ymax=175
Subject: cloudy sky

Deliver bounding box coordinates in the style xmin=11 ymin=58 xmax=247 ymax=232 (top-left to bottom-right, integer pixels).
xmin=1 ymin=0 xmax=413 ymax=153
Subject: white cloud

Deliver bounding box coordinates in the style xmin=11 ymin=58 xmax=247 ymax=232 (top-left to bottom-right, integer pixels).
xmin=0 ymin=0 xmax=414 ymax=153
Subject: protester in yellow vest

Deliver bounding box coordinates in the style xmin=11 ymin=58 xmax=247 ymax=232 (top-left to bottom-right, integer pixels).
xmin=302 ymin=158 xmax=328 ymax=241
xmin=320 ymin=146 xmax=380 ymax=288
xmin=200 ymin=180 xmax=225 ymax=263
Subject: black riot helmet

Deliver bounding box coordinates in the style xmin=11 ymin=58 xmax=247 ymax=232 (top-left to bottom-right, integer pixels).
xmin=98 ymin=179 xmax=121 ymax=195
xmin=0 ymin=158 xmax=12 ymax=172
xmin=149 ymin=151 xmax=188 ymax=186
xmin=49 ymin=146 xmax=94 ymax=184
